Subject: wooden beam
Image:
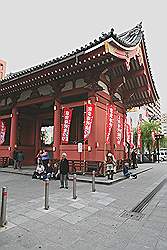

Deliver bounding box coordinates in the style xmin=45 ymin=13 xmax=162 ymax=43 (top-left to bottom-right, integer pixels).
xmin=16 ymin=95 xmax=53 ymax=108
xmin=99 ymin=73 xmax=125 ymax=94
xmin=121 ymin=85 xmax=149 ymax=101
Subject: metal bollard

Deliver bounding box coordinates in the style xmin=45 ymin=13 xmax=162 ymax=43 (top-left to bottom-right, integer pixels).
xmin=0 ymin=187 xmax=7 ymax=227
xmin=73 ymin=174 xmax=77 ymax=199
xmin=92 ymin=171 xmax=96 ymax=192
xmin=44 ymin=179 xmax=49 ymax=210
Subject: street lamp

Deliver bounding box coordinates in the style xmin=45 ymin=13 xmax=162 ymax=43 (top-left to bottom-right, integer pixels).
xmin=155 ymin=133 xmax=164 ymax=163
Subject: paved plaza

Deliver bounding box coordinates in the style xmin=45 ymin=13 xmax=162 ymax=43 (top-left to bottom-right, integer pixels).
xmin=0 ymin=163 xmax=167 ymax=249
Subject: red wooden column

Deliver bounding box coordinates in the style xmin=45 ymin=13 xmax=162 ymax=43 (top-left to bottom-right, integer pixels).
xmin=10 ymin=107 xmax=18 ymax=157
xmin=35 ymin=118 xmax=41 ymax=155
xmin=53 ymin=100 xmax=61 ymax=159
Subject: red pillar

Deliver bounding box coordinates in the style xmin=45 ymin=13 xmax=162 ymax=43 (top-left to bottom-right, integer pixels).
xmin=35 ymin=119 xmax=41 ymax=155
xmin=53 ymin=100 xmax=61 ymax=159
xmin=10 ymin=107 xmax=18 ymax=157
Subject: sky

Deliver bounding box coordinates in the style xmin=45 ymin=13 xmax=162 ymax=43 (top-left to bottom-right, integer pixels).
xmin=1 ymin=0 xmax=166 ymax=112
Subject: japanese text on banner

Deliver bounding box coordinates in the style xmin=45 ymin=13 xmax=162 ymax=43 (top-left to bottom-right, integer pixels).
xmin=84 ymin=104 xmax=95 ymax=141
xmin=105 ymin=104 xmax=114 ymax=144
xmin=0 ymin=120 xmax=6 ymax=145
xmin=61 ymin=108 xmax=72 ymax=144
xmin=116 ymin=114 xmax=123 ymax=146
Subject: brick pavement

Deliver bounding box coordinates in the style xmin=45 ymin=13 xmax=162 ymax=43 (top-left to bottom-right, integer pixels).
xmin=0 ymin=163 xmax=167 ymax=249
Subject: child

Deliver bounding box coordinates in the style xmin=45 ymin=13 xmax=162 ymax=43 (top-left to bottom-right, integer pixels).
xmin=32 ymin=163 xmax=45 ymax=179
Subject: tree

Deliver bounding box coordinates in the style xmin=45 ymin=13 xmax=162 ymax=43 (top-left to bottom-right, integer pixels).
xmin=160 ymin=136 xmax=167 ymax=148
xmin=140 ymin=120 xmax=160 ymax=159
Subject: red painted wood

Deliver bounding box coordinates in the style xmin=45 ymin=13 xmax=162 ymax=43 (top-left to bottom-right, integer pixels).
xmin=53 ymin=100 xmax=61 ymax=159
xmin=9 ymin=108 xmax=18 ymax=158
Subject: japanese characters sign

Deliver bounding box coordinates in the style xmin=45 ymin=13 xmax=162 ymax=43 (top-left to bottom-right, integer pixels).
xmin=0 ymin=120 xmax=6 ymax=145
xmin=84 ymin=103 xmax=95 ymax=141
xmin=105 ymin=104 xmax=114 ymax=144
xmin=116 ymin=114 xmax=123 ymax=146
xmin=61 ymin=108 xmax=72 ymax=144
xmin=123 ymin=116 xmax=127 ymax=147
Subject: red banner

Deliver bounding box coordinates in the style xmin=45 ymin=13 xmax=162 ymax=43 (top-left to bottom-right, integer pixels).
xmin=105 ymin=104 xmax=114 ymax=144
xmin=130 ymin=117 xmax=134 ymax=148
xmin=116 ymin=114 xmax=123 ymax=146
xmin=123 ymin=117 xmax=127 ymax=147
xmin=126 ymin=123 xmax=131 ymax=145
xmin=84 ymin=103 xmax=95 ymax=141
xmin=0 ymin=120 xmax=6 ymax=145
xmin=137 ymin=123 xmax=142 ymax=149
xmin=61 ymin=108 xmax=72 ymax=144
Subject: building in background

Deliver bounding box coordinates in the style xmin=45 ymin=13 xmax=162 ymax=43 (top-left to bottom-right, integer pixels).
xmin=146 ymin=100 xmax=161 ymax=121
xmin=0 ymin=59 xmax=6 ymax=80
xmin=161 ymin=113 xmax=167 ymax=136
xmin=127 ymin=100 xmax=161 ymax=128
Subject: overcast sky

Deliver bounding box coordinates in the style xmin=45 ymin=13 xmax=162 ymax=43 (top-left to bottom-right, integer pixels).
xmin=1 ymin=0 xmax=166 ymax=112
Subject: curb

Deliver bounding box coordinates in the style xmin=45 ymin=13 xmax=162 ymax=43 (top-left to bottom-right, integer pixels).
xmin=0 ymin=167 xmax=153 ymax=185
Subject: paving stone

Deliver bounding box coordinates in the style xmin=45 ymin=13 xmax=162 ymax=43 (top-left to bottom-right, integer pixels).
xmin=155 ymin=239 xmax=167 ymax=250
xmin=49 ymin=209 xmax=68 ymax=218
xmin=69 ymin=203 xmax=86 ymax=209
xmin=9 ymin=214 xmax=30 ymax=225
xmin=24 ymin=210 xmax=45 ymax=219
xmin=125 ymin=242 xmax=155 ymax=250
xmin=97 ymin=198 xmax=116 ymax=206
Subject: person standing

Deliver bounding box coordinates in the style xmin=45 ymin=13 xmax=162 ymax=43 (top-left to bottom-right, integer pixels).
xmin=106 ymin=153 xmax=116 ymax=180
xmin=41 ymin=150 xmax=49 ymax=171
xmin=17 ymin=151 xmax=24 ymax=169
xmin=60 ymin=153 xmax=69 ymax=189
xmin=13 ymin=150 xmax=18 ymax=169
xmin=131 ymin=149 xmax=137 ymax=169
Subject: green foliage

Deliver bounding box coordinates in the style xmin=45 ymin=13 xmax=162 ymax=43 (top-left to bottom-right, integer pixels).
xmin=160 ymin=136 xmax=167 ymax=148
xmin=140 ymin=120 xmax=160 ymax=153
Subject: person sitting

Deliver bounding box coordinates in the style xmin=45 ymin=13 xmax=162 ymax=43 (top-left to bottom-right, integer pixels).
xmin=123 ymin=162 xmax=137 ymax=179
xmin=123 ymin=162 xmax=131 ymax=178
xmin=32 ymin=163 xmax=45 ymax=179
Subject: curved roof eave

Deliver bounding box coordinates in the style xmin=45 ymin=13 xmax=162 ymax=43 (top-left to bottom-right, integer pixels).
xmin=0 ymin=23 xmax=143 ymax=84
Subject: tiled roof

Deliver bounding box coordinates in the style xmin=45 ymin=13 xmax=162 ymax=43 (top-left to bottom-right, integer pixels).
xmin=0 ymin=23 xmax=143 ymax=84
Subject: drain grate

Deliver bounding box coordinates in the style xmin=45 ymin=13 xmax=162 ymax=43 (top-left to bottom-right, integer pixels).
xmin=131 ymin=178 xmax=167 ymax=213
xmin=120 ymin=178 xmax=167 ymax=221
xmin=120 ymin=211 xmax=144 ymax=221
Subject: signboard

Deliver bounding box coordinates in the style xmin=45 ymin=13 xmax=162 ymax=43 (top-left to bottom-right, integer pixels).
xmin=61 ymin=108 xmax=73 ymax=144
xmin=84 ymin=103 xmax=95 ymax=141
xmin=78 ymin=143 xmax=83 ymax=153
